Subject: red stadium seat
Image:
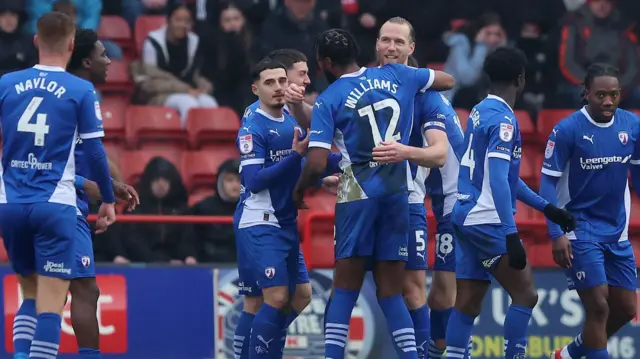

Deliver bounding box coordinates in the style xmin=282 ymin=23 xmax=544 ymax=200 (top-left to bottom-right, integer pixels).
xmin=100 ymin=59 xmax=132 ymax=96
xmin=181 ymin=148 xmax=239 ymax=192
xmin=186 ymin=107 xmax=241 ymax=147
xmin=455 ymin=108 xmax=470 ymax=131
xmin=514 ymin=110 xmax=535 ymax=140
xmin=135 ymin=15 xmax=166 ymax=55
xmin=98 ymin=16 xmax=133 ymax=55
xmin=426 ymin=63 xmax=445 ymax=71
xmin=519 ymin=150 xmax=536 ymax=188
xmin=125 ymin=106 xmax=187 ymax=149
xmin=305 ymin=191 xmax=336 ymax=212
xmin=101 ymin=96 xmax=127 ymax=142
xmin=537 ymin=109 xmax=574 ymax=142
xmin=104 ymin=142 xmax=124 ymax=166
xmin=188 ymin=188 xmax=215 ymax=206
xmin=528 ymin=243 xmax=557 ymax=268
xmin=0 ymin=237 xmax=7 ymax=262
xmin=306 ymin=216 xmax=335 ymax=269
xmin=120 ymin=149 xmax=183 ymax=185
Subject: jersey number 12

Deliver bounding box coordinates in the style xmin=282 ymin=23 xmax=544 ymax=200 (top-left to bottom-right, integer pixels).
xmin=18 ymin=96 xmax=50 ymax=147
xmin=358 ymin=98 xmax=401 ymax=146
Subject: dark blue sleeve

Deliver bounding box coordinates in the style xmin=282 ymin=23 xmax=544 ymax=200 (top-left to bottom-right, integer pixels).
xmin=516 ymin=178 xmax=548 ymax=212
xmin=488 ymin=157 xmax=517 ymax=235
xmin=74 ymin=175 xmax=86 ymax=190
xmin=539 ymin=174 xmax=564 ymax=240
xmin=242 ymin=152 xmax=302 ymax=193
xmin=81 ymin=138 xmax=115 ymax=203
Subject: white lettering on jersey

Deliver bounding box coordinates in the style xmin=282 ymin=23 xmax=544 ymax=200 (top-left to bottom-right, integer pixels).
xmin=239 ymin=134 xmax=253 ymax=154
xmin=579 ymin=155 xmax=631 ymax=170
xmin=269 ymin=149 xmax=293 ymax=162
xmin=14 ymin=78 xmax=66 ymax=98
xmin=499 ymin=123 xmax=514 ymax=142
xmin=10 ymin=153 xmax=53 ymax=170
xmin=345 ymin=79 xmax=399 ymax=109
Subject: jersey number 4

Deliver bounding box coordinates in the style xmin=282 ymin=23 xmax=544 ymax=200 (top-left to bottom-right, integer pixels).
xmin=358 ymin=98 xmax=401 ymax=146
xmin=18 ymin=96 xmax=50 ymax=147
xmin=461 ymin=133 xmax=475 ymax=180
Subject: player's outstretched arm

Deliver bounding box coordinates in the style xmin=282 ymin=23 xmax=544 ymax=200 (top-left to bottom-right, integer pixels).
xmin=285 ymin=83 xmax=312 ymax=129
xmin=430 ymin=70 xmax=456 ymax=91
xmin=371 ymin=129 xmax=448 ymax=167
xmin=539 ymin=174 xmax=574 ymax=268
xmin=295 ymin=147 xmax=329 ymax=208
xmin=516 ymin=178 xmax=548 ymax=211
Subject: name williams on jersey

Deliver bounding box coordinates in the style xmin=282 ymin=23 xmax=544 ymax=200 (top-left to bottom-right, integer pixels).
xmin=345 ymin=78 xmax=399 ymax=109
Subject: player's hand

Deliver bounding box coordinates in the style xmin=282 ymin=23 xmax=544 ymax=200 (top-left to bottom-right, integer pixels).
xmin=372 ymin=141 xmax=409 ymax=163
xmin=293 ymin=186 xmax=309 ymax=209
xmin=506 ymin=232 xmax=527 ymax=270
xmin=285 ymin=83 xmax=306 ymax=104
xmin=113 ymin=255 xmax=130 ymax=264
xmin=552 ymin=235 xmax=573 ymax=268
xmin=185 ymin=256 xmax=198 ymax=265
xmin=292 ymin=128 xmax=310 ymax=156
xmin=113 ymin=181 xmax=140 ymax=211
xmin=543 ymin=204 xmax=577 ymax=233
xmin=95 ymin=203 xmax=116 ymax=234
xmin=321 ymin=175 xmax=339 ymax=195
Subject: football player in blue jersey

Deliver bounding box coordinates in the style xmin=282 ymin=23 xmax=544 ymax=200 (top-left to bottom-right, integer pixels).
xmin=0 ymin=12 xmax=116 ymax=359
xmin=544 ymin=64 xmax=639 ymax=359
xmin=446 ymin=47 xmax=576 ymax=359
xmin=294 ymin=28 xmax=455 ymax=359
xmin=234 ymin=58 xmax=341 ymax=359
xmin=370 ymin=18 xmax=452 ymax=359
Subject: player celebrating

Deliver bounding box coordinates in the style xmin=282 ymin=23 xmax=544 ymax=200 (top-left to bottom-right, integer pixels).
xmin=370 ymin=18 xmax=453 ymax=359
xmin=0 ymin=12 xmax=115 ymax=359
xmin=543 ymin=64 xmax=639 ymax=359
xmin=446 ymin=48 xmax=575 ymax=359
xmin=294 ymin=28 xmax=455 ymax=359
xmin=234 ymin=58 xmax=340 ymax=359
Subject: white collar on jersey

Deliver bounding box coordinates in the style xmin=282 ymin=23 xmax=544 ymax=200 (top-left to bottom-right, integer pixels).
xmin=256 ymin=108 xmax=284 ymax=122
xmin=340 ymin=67 xmax=367 ymax=78
xmin=33 ymin=64 xmax=65 ymax=72
xmin=486 ymin=94 xmax=514 ymax=113
xmin=580 ymin=106 xmax=614 ymax=128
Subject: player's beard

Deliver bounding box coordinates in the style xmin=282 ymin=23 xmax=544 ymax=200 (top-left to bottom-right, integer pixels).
xmin=269 ymin=102 xmax=285 ymax=110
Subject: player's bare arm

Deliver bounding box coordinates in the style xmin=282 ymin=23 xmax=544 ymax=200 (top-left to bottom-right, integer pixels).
xmin=431 ymin=70 xmax=456 ymax=91
xmin=294 ymin=147 xmax=329 ymax=208
xmin=83 ymin=179 xmax=140 ymax=211
xmin=372 ymin=129 xmax=449 ymax=167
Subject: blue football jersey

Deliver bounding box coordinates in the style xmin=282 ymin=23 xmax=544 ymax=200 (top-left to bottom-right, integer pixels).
xmin=0 ymin=65 xmax=104 ymax=207
xmin=542 ymin=107 xmax=640 ymax=243
xmin=453 ymin=95 xmax=522 ymax=226
xmin=308 ymin=64 xmax=435 ymax=201
xmin=419 ymin=92 xmax=465 ymax=221
xmin=242 ymin=100 xmax=290 ymax=123
xmin=235 ymin=108 xmax=304 ymax=228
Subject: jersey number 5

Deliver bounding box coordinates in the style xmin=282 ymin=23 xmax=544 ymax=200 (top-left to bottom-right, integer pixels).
xmin=18 ymin=97 xmax=50 ymax=147
xmin=358 ymin=98 xmax=401 ymax=146
xmin=461 ymin=133 xmax=475 ymax=180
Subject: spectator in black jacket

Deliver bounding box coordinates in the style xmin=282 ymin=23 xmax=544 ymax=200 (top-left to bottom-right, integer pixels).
xmin=183 ymin=159 xmax=240 ymax=263
xmin=0 ymin=0 xmax=36 ymax=77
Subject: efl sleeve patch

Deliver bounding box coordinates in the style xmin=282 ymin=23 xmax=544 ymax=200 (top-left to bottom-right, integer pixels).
xmin=239 ymin=134 xmax=253 ymax=154
xmin=544 ymin=140 xmax=556 ymax=159
xmin=499 ymin=123 xmax=514 ymax=142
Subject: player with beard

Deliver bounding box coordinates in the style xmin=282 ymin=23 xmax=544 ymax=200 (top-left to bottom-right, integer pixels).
xmin=294 ymin=28 xmax=455 ymax=359
xmin=544 ymin=64 xmax=639 ymax=359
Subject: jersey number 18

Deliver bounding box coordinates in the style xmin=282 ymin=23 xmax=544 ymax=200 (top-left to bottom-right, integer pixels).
xmin=358 ymin=98 xmax=401 ymax=146
xmin=18 ymin=96 xmax=50 ymax=147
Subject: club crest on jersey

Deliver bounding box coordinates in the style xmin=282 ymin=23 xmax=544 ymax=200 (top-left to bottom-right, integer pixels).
xmin=499 ymin=123 xmax=514 ymax=142
xmin=239 ymin=134 xmax=253 ymax=154
xmin=264 ymin=267 xmax=275 ymax=279
xmin=545 ymin=140 xmax=555 ymax=159
xmin=618 ymin=131 xmax=629 ymax=145
xmin=81 ymin=256 xmax=91 ymax=268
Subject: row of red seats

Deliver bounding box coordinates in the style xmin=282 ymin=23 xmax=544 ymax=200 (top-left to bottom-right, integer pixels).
xmin=101 ymin=99 xmax=240 ymax=149
xmin=98 ymin=15 xmax=166 ymax=57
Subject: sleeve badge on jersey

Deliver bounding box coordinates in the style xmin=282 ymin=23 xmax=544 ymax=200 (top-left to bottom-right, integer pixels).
xmin=544 ymin=140 xmax=555 ymax=159
xmin=239 ymin=134 xmax=253 ymax=154
xmin=618 ymin=131 xmax=629 ymax=145
xmin=94 ymin=101 xmax=103 ymax=121
xmin=499 ymin=123 xmax=514 ymax=142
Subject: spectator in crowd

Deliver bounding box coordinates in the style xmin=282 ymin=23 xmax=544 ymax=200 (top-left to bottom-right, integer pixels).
xmin=200 ymin=2 xmax=255 ymax=116
xmin=183 ymin=159 xmax=240 ymax=263
xmin=122 ymin=0 xmax=180 ymax=28
xmin=0 ymin=0 xmax=36 ymax=77
xmin=138 ymin=3 xmax=218 ymax=126
xmin=26 ymin=0 xmax=123 ymax=60
xmin=344 ymin=0 xmax=386 ymax=66
xmin=258 ymin=0 xmax=329 ymax=92
xmin=556 ymin=0 xmax=639 ymax=108
xmin=442 ymin=12 xmax=507 ymax=109
xmin=121 ymin=157 xmax=195 ymax=264
xmin=516 ymin=17 xmax=548 ymax=114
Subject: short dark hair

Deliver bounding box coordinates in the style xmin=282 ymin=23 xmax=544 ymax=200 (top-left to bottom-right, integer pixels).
xmin=267 ymin=49 xmax=307 ymax=70
xmin=67 ymin=28 xmax=98 ymax=72
xmin=36 ymin=11 xmax=76 ymax=53
xmin=315 ymin=29 xmax=359 ymax=67
xmin=584 ymin=63 xmax=619 ymax=89
xmin=250 ymin=57 xmax=287 ymax=82
xmin=483 ymin=47 xmax=528 ymax=85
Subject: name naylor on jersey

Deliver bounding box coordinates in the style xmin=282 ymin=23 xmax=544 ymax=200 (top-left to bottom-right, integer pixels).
xmin=14 ymin=77 xmax=67 ymax=98
xmin=580 ymin=155 xmax=631 ymax=170
xmin=269 ymin=149 xmax=293 ymax=162
xmin=345 ymin=79 xmax=399 ymax=109
xmin=10 ymin=153 xmax=52 ymax=170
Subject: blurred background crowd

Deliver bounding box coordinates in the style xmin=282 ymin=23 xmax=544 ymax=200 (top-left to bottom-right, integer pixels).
xmin=0 ymin=0 xmax=639 ymax=266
